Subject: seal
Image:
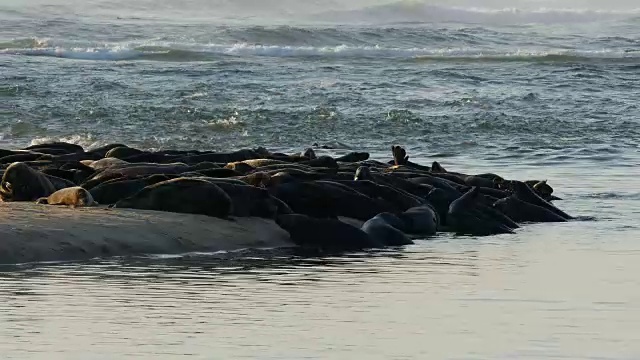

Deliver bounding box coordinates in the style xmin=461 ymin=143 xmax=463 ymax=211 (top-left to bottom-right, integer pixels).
xmin=235 ymin=159 xmax=290 ymax=168
xmin=408 ymin=175 xmax=460 ymax=194
xmin=354 ymin=165 xmax=373 ymax=181
xmin=45 ymin=174 xmax=77 ymax=190
xmin=509 ymin=181 xmax=572 ymax=220
xmin=83 ymin=143 xmax=128 ymax=158
xmin=17 ymin=148 xmax=71 ymax=156
xmin=0 ymin=162 xmax=57 ymax=201
xmin=36 ymin=186 xmax=97 ymax=207
xmin=187 ymin=162 xmax=220 ymax=171
xmin=41 ymin=168 xmax=79 ymax=184
xmin=464 ymin=175 xmax=496 ymax=189
xmin=302 ymin=148 xmax=317 ymax=160
xmin=333 ymin=180 xmax=423 ymax=211
xmin=116 ymin=152 xmax=185 ymax=164
xmin=531 ymin=180 xmax=561 ymax=201
xmin=172 ymin=149 xmax=262 ymax=165
xmin=81 ymin=163 xmax=190 ymax=188
xmin=268 ymin=181 xmax=342 ymax=219
xmin=312 ymin=180 xmax=396 ymax=221
xmin=425 ymin=188 xmax=458 ymax=227
xmin=260 ymin=169 xmax=325 ymax=183
xmin=194 ymin=178 xmax=279 ymax=218
xmin=275 ymin=214 xmax=378 ymax=251
xmin=235 ymin=172 xmax=272 ymax=187
xmin=361 ymin=213 xmax=413 ymax=246
xmin=431 ymin=161 xmax=453 ymax=174
xmin=378 ymin=174 xmax=438 ymax=200
xmin=335 ymin=152 xmax=370 ymax=163
xmin=89 ymin=174 xmax=172 ymax=205
xmin=114 ymin=178 xmax=232 ymax=218
xmin=389 ymin=146 xmax=430 ymax=171
xmin=223 ymin=162 xmax=257 ymax=174
xmin=24 ymin=142 xmax=84 ymax=154
xmin=398 ymin=205 xmax=439 ymax=236
xmin=448 ymin=187 xmax=515 ymax=236
xmin=184 ymin=168 xmax=241 ymax=178
xmin=299 ymin=155 xmax=339 ymax=169
xmin=253 ymin=163 xmax=334 ymax=173
xmin=0 ymin=152 xmax=51 ymax=164
xmin=104 ymin=146 xmax=145 ymax=159
xmin=87 ymin=157 xmax=130 ymax=170
xmin=392 ymin=145 xmax=409 ymax=166
xmin=493 ymin=196 xmax=567 ymax=223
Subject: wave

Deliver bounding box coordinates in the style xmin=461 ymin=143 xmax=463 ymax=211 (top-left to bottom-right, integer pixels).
xmin=314 ymin=2 xmax=640 ymax=25
xmin=28 ymin=134 xmax=106 ymax=151
xmin=3 ymin=41 xmax=640 ymax=63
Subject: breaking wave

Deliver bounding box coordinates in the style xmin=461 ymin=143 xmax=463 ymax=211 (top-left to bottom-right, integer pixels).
xmin=2 ymin=41 xmax=639 ymax=63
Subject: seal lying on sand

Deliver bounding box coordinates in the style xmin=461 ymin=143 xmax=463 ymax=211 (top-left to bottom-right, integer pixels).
xmin=114 ymin=178 xmax=232 ymax=218
xmin=0 ymin=162 xmax=56 ymax=201
xmin=36 ymin=186 xmax=97 ymax=207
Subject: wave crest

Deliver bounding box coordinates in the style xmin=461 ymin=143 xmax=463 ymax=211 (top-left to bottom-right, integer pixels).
xmin=3 ymin=42 xmax=639 ymax=63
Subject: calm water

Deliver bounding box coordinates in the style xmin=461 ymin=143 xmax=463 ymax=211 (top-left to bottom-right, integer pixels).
xmin=2 ymin=0 xmax=640 ymax=358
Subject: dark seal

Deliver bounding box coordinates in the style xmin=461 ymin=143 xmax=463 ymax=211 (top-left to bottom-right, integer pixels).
xmin=0 ymin=162 xmax=57 ymax=201
xmin=114 ymin=178 xmax=232 ymax=218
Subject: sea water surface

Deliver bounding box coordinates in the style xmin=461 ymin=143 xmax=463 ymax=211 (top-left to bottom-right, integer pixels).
xmin=1 ymin=0 xmax=640 ymax=358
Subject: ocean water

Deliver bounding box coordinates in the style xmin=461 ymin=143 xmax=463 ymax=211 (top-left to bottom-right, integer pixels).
xmin=2 ymin=0 xmax=640 ymax=358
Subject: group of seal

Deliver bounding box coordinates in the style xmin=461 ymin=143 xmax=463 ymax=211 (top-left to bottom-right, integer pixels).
xmin=0 ymin=142 xmax=575 ymax=252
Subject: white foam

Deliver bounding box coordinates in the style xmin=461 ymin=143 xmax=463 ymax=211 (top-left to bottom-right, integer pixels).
xmin=2 ymin=46 xmax=141 ymax=61
xmin=4 ymin=42 xmax=638 ymax=62
xmin=29 ymin=134 xmax=102 ymax=150
xmin=202 ymin=44 xmax=639 ymax=60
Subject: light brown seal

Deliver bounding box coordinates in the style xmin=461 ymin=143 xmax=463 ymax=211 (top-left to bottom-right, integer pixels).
xmin=36 ymin=186 xmax=97 ymax=207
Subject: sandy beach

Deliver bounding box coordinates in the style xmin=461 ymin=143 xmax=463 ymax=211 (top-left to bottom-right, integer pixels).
xmin=0 ymin=202 xmax=294 ymax=264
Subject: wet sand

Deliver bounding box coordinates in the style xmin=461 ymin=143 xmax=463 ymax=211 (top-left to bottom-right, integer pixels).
xmin=0 ymin=202 xmax=294 ymax=264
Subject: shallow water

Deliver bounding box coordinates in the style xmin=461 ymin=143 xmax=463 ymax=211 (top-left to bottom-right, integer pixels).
xmin=2 ymin=0 xmax=640 ymax=358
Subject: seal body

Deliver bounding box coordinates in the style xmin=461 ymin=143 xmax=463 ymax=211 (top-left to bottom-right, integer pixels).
xmin=510 ymin=181 xmax=572 ymax=220
xmin=37 ymin=186 xmax=97 ymax=207
xmin=275 ymin=214 xmax=376 ymax=251
xmin=448 ymin=187 xmax=515 ymax=236
xmin=195 ymin=178 xmax=279 ymax=218
xmin=361 ymin=213 xmax=412 ymax=246
xmin=399 ymin=205 xmax=439 ymax=236
xmin=0 ymin=162 xmax=56 ymax=201
xmin=89 ymin=175 xmax=171 ymax=205
xmin=493 ymin=196 xmax=567 ymax=223
xmin=88 ymin=157 xmax=130 ymax=170
xmin=114 ymin=178 xmax=232 ymax=218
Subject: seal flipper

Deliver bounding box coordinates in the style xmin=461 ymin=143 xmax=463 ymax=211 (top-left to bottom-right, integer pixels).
xmin=36 ymin=197 xmax=48 ymax=205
